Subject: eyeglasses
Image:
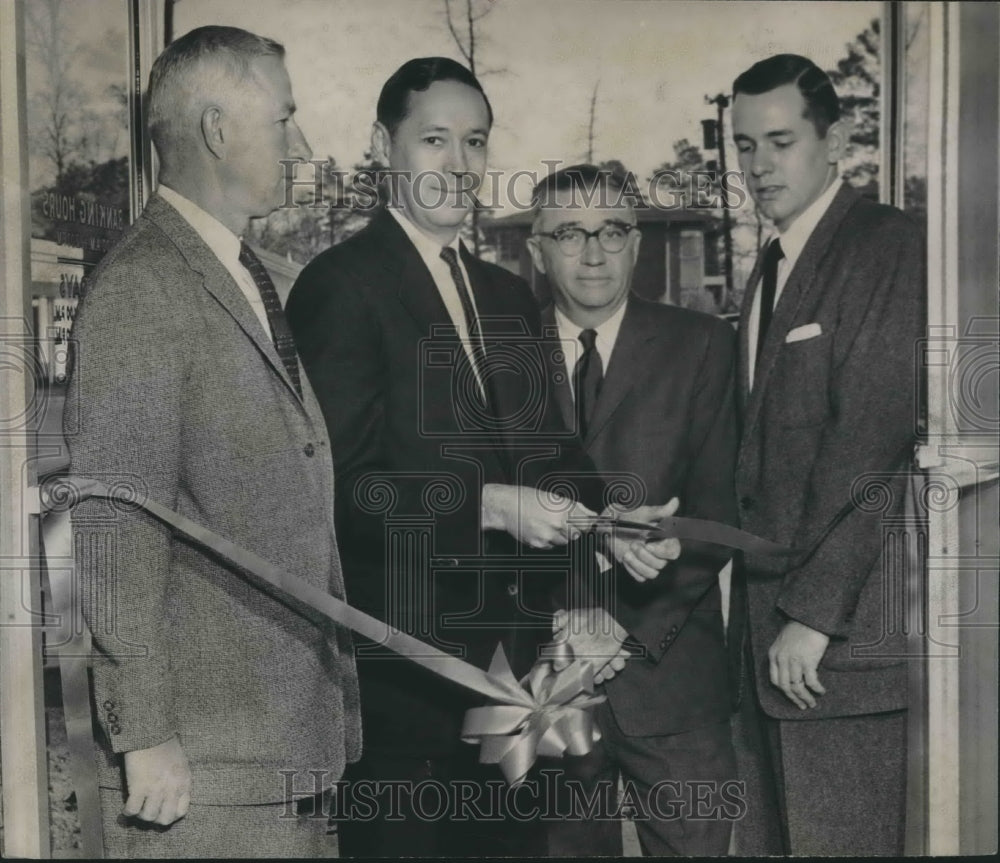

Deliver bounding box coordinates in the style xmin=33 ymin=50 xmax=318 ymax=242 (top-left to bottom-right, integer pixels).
xmin=533 ymin=222 xmax=637 ymax=257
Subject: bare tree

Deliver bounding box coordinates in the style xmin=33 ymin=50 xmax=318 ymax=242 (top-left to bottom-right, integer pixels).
xmin=585 ymin=80 xmax=601 ymax=163
xmin=25 ymin=0 xmax=83 ymax=184
xmin=442 ymin=0 xmax=502 ymax=255
xmin=443 ymin=0 xmax=497 ymax=76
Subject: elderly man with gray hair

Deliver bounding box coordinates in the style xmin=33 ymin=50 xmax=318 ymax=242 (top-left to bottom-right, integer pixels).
xmin=65 ymin=26 xmax=360 ymax=857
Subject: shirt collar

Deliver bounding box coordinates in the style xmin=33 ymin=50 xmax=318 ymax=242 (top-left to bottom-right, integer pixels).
xmin=158 ymin=184 xmax=243 ymax=267
xmin=388 ymin=206 xmax=462 ymax=271
xmin=554 ymin=296 xmax=629 ymax=359
xmin=769 ymin=177 xmax=843 ymax=268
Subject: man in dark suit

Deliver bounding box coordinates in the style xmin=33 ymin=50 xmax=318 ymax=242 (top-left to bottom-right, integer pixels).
xmin=525 ymin=165 xmax=740 ymax=856
xmin=287 ymin=59 xmax=678 ymax=858
xmin=730 ymin=54 xmax=925 ymax=855
xmin=65 ymin=27 xmax=361 ymax=857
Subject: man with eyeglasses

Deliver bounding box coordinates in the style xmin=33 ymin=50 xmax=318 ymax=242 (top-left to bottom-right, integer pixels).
xmin=287 ymin=62 xmax=680 ymax=858
xmin=528 ymin=164 xmax=740 ymax=857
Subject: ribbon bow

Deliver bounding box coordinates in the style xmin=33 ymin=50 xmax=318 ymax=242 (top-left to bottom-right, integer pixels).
xmin=461 ymin=642 xmax=605 ymax=787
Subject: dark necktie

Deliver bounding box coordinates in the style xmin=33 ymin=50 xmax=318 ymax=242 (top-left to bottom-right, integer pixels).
xmin=238 ymin=242 xmax=302 ymax=398
xmin=439 ymin=246 xmax=487 ymax=388
xmin=756 ymin=237 xmax=784 ymax=362
xmin=574 ymin=328 xmax=603 ymax=439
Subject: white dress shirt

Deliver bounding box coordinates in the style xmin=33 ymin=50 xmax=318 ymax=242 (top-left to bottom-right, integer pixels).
xmin=158 ymin=185 xmax=272 ymax=339
xmin=748 ymin=178 xmax=842 ymax=387
xmin=388 ymin=207 xmax=483 ymax=393
xmin=553 ymin=298 xmax=628 ymax=397
xmin=557 ymin=296 xmax=735 ymax=630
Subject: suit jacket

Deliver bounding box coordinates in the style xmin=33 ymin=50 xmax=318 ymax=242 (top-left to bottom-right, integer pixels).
xmin=65 ymin=194 xmax=361 ymax=805
xmin=736 ymin=182 xmax=925 ymax=720
xmin=543 ymin=296 xmax=740 ymax=736
xmin=287 ymin=209 xmax=603 ymax=757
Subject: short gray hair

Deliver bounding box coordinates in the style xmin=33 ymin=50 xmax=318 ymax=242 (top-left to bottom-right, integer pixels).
xmin=147 ymin=26 xmax=284 ymax=160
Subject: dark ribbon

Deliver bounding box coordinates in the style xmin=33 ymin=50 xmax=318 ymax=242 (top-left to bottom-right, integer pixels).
xmin=41 ymin=478 xmax=529 ymax=706
xmin=40 ymin=476 xmax=797 ymax=822
xmin=40 ymin=478 xmax=605 ymax=797
xmin=591 ymin=513 xmax=798 ymax=557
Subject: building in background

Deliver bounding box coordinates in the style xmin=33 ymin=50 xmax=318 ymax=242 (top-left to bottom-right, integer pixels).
xmin=0 ymin=2 xmax=996 ymax=859
xmin=481 ymin=205 xmax=723 ymax=312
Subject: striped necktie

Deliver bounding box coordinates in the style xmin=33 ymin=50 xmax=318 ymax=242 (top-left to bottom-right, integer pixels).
xmin=238 ymin=242 xmax=302 ymax=399
xmin=439 ymin=246 xmax=487 ymax=393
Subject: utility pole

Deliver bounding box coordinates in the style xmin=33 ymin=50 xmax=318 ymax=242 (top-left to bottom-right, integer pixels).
xmin=165 ymin=0 xmax=177 ymax=44
xmin=704 ymin=93 xmax=734 ymax=310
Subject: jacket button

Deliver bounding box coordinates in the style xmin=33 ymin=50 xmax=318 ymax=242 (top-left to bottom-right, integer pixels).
xmin=739 ymin=496 xmax=753 ymax=511
xmin=106 ymin=712 xmax=119 ymax=723
xmin=506 ymin=583 xmax=519 ymax=597
xmin=109 ymin=724 xmax=122 ymax=735
xmin=103 ymin=700 xmax=115 ymax=711
xmin=669 ymin=625 xmax=679 ymax=634
xmin=303 ymin=443 xmax=315 ymax=457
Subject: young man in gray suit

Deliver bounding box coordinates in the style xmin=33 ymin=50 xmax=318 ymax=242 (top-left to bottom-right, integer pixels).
xmin=527 ymin=165 xmax=741 ymax=856
xmin=730 ymin=54 xmax=924 ymax=855
xmin=65 ymin=26 xmax=360 ymax=857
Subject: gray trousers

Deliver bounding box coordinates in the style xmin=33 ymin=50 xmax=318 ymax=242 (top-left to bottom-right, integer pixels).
xmin=732 ymin=685 xmax=907 ymax=856
xmin=546 ymin=701 xmax=737 ymax=857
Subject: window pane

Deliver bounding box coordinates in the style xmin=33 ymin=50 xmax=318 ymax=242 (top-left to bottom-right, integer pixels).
xmin=24 ymin=0 xmax=132 ymax=472
xmin=903 ymin=2 xmax=929 ymax=227
xmin=171 ymin=0 xmax=883 ymax=314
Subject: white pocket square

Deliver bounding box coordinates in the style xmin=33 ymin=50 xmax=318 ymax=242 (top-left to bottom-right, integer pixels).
xmin=785 ymin=323 xmax=823 ymax=343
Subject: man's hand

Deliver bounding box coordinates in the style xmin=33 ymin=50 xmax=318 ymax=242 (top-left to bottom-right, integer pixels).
xmin=603 ymin=498 xmax=682 ymax=582
xmin=768 ymin=620 xmax=830 ymax=709
xmin=482 ymin=483 xmax=596 ymax=549
xmin=550 ymin=607 xmax=629 ymax=684
xmin=123 ymin=736 xmax=192 ymax=826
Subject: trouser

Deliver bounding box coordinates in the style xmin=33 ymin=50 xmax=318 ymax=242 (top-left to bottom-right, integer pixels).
xmin=336 ymin=746 xmax=547 ymax=858
xmin=546 ymin=701 xmax=737 ymax=857
xmin=99 ymin=788 xmax=334 ymax=858
xmin=732 ymin=640 xmax=908 ymax=857
xmin=763 ymin=708 xmax=908 ymax=856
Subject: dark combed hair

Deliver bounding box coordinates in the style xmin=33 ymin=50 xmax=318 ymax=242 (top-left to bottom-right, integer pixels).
xmin=732 ymin=54 xmax=841 ymax=136
xmin=376 ymin=57 xmax=493 ymax=135
xmin=530 ymin=163 xmax=636 ymax=211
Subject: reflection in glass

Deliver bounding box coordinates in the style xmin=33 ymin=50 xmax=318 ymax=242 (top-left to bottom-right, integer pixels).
xmin=24 ymin=0 xmax=131 ymax=391
xmin=174 ymin=0 xmax=884 ymax=316
xmin=903 ymin=3 xmax=929 ymax=227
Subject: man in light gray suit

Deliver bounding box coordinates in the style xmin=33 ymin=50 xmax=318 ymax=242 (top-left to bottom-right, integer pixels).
xmin=65 ymin=26 xmax=360 ymax=857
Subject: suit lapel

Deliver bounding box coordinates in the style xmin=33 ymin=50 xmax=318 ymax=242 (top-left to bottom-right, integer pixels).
xmin=737 ymin=253 xmax=764 ymax=412
xmin=461 ymin=246 xmax=520 ymax=474
xmin=741 ymin=182 xmax=860 ymax=438
xmin=144 ymin=195 xmax=303 ymax=405
xmin=540 ymin=305 xmax=575 ymax=432
xmin=585 ymin=296 xmax=655 ymax=445
xmin=375 ymin=214 xmax=509 ymax=478
xmin=368 ymin=210 xmax=458 ymax=341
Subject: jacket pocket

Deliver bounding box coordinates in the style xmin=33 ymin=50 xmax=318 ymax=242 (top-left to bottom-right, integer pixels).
xmin=769 ymin=333 xmax=833 ymax=427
